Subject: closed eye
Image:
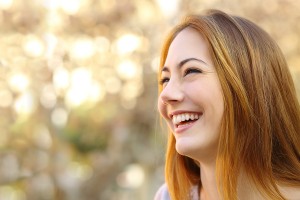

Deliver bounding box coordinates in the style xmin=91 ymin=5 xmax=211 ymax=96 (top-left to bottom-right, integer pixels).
xmin=184 ymin=68 xmax=202 ymax=76
xmin=159 ymin=77 xmax=169 ymax=86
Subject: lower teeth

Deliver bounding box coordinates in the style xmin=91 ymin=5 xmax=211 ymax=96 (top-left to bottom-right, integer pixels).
xmin=177 ymin=121 xmax=195 ymax=128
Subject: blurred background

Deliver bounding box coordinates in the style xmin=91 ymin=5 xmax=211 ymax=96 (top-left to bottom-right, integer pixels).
xmin=0 ymin=0 xmax=299 ymax=199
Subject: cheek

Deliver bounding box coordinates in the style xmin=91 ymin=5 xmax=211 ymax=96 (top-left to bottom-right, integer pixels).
xmin=157 ymin=96 xmax=168 ymax=119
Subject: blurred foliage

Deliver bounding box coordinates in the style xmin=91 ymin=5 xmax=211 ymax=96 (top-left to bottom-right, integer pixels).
xmin=0 ymin=0 xmax=299 ymax=200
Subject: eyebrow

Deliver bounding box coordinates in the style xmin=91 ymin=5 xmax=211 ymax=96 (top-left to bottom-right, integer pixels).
xmin=161 ymin=57 xmax=208 ymax=73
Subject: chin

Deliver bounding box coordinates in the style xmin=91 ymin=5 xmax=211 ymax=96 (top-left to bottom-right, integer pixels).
xmin=175 ymin=138 xmax=218 ymax=162
xmin=175 ymin=139 xmax=199 ymax=157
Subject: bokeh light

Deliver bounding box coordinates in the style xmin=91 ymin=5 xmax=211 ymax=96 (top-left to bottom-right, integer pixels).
xmin=116 ymin=60 xmax=140 ymax=80
xmin=155 ymin=0 xmax=180 ymax=17
xmin=0 ymin=1 xmax=299 ymax=200
xmin=9 ymin=73 xmax=30 ymax=93
xmin=51 ymin=107 xmax=68 ymax=127
xmin=117 ymin=164 xmax=145 ymax=189
xmin=23 ymin=35 xmax=45 ymax=58
xmin=69 ymin=38 xmax=96 ymax=60
xmin=40 ymin=84 xmax=57 ymax=109
xmin=53 ymin=67 xmax=70 ymax=94
xmin=60 ymin=0 xmax=82 ymax=15
xmin=13 ymin=91 xmax=36 ymax=116
xmin=115 ymin=33 xmax=142 ymax=55
xmin=0 ymin=0 xmax=13 ymax=10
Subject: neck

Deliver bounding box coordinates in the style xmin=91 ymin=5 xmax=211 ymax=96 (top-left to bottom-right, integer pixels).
xmin=199 ymin=162 xmax=265 ymax=200
xmin=199 ymin=161 xmax=221 ymax=200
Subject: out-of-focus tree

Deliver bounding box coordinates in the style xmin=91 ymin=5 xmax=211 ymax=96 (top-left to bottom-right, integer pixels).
xmin=0 ymin=0 xmax=299 ymax=200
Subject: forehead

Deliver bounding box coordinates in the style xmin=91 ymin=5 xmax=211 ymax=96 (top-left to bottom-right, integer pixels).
xmin=164 ymin=28 xmax=212 ymax=66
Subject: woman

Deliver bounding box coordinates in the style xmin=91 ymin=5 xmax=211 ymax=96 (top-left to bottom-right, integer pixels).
xmin=155 ymin=9 xmax=300 ymax=200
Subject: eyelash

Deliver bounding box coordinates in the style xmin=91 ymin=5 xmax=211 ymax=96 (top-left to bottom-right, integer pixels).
xmin=159 ymin=68 xmax=202 ymax=85
xmin=184 ymin=68 xmax=202 ymax=76
xmin=159 ymin=77 xmax=169 ymax=85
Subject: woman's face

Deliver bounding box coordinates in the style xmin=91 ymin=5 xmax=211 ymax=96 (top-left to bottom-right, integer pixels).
xmin=158 ymin=28 xmax=224 ymax=161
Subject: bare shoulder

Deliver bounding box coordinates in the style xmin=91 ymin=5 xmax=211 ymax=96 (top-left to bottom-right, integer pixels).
xmin=154 ymin=183 xmax=170 ymax=200
xmin=279 ymin=185 xmax=300 ymax=200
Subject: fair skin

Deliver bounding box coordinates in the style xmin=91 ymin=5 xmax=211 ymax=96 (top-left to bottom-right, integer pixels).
xmin=158 ymin=28 xmax=224 ymax=164
xmin=158 ymin=27 xmax=223 ymax=200
xmin=156 ymin=28 xmax=300 ymax=200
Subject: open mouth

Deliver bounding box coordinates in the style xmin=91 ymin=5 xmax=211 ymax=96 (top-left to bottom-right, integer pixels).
xmin=176 ymin=118 xmax=198 ymax=128
xmin=172 ymin=113 xmax=202 ymax=128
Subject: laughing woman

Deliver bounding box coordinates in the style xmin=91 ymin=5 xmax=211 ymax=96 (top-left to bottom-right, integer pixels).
xmin=155 ymin=9 xmax=300 ymax=200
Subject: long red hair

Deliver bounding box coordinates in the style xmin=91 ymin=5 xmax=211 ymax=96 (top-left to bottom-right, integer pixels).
xmin=158 ymin=10 xmax=300 ymax=200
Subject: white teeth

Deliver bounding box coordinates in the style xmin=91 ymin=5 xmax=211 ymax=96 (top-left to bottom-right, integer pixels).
xmin=185 ymin=114 xmax=189 ymax=121
xmin=182 ymin=115 xmax=186 ymax=121
xmin=172 ymin=113 xmax=201 ymax=125
xmin=191 ymin=114 xmax=194 ymax=120
xmin=177 ymin=115 xmax=181 ymax=123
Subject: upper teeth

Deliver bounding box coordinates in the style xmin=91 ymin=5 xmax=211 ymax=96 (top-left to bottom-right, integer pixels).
xmin=172 ymin=113 xmax=200 ymax=125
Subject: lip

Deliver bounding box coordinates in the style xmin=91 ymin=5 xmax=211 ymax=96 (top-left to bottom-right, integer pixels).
xmin=175 ymin=120 xmax=198 ymax=133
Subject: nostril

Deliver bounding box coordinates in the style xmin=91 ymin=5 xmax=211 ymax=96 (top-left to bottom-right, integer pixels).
xmin=161 ymin=99 xmax=167 ymax=105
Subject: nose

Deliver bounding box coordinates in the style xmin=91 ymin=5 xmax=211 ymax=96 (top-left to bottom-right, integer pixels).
xmin=159 ymin=79 xmax=184 ymax=105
